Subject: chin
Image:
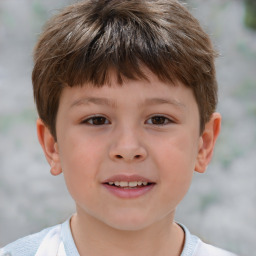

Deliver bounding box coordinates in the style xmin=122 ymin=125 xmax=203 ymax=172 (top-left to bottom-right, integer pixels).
xmin=102 ymin=212 xmax=155 ymax=231
xmin=107 ymin=222 xmax=151 ymax=232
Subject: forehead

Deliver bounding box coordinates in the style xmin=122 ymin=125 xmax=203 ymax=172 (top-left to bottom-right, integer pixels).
xmin=59 ymin=70 xmax=198 ymax=112
xmin=56 ymin=70 xmax=201 ymax=136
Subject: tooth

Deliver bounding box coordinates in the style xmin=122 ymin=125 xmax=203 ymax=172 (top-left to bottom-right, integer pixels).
xmin=111 ymin=181 xmax=149 ymax=187
xmin=119 ymin=181 xmax=128 ymax=187
xmin=128 ymin=181 xmax=138 ymax=187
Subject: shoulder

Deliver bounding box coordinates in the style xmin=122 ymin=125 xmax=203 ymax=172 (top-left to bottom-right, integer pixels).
xmin=195 ymin=240 xmax=238 ymax=256
xmin=179 ymin=223 xmax=238 ymax=256
xmin=0 ymin=224 xmax=60 ymax=256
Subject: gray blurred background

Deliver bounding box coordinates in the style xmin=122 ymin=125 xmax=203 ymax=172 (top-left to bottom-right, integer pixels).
xmin=0 ymin=0 xmax=255 ymax=255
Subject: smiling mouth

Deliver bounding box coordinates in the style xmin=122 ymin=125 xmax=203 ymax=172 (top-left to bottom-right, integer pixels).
xmin=104 ymin=181 xmax=154 ymax=189
xmin=103 ymin=177 xmax=155 ymax=198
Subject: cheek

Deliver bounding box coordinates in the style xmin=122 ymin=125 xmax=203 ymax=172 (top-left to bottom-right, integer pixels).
xmin=58 ymin=133 xmax=105 ymax=198
xmin=155 ymin=131 xmax=198 ymax=170
xmin=154 ymin=133 xmax=198 ymax=196
xmin=59 ymin=130 xmax=105 ymax=168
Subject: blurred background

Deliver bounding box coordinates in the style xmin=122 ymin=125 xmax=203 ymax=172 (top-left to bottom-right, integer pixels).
xmin=0 ymin=0 xmax=255 ymax=255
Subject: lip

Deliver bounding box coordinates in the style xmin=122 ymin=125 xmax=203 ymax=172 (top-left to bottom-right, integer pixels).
xmin=102 ymin=174 xmax=156 ymax=199
xmin=102 ymin=174 xmax=154 ymax=183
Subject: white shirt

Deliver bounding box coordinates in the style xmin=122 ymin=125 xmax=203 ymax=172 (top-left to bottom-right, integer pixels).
xmin=0 ymin=218 xmax=238 ymax=256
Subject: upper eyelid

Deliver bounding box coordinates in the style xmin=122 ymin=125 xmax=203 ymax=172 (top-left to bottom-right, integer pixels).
xmin=146 ymin=114 xmax=174 ymax=121
xmin=81 ymin=114 xmax=110 ymax=123
xmin=145 ymin=115 xmax=175 ymax=124
xmin=80 ymin=114 xmax=175 ymax=124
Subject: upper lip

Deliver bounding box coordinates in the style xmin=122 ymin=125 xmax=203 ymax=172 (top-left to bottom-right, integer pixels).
xmin=102 ymin=174 xmax=155 ymax=183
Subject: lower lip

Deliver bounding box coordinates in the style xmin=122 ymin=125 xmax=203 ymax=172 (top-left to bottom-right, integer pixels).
xmin=102 ymin=184 xmax=155 ymax=199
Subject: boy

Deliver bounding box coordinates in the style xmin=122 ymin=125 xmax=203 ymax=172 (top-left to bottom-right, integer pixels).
xmin=0 ymin=0 xmax=238 ymax=255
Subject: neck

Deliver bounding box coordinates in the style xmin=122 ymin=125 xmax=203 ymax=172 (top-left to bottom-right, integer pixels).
xmin=70 ymin=209 xmax=184 ymax=256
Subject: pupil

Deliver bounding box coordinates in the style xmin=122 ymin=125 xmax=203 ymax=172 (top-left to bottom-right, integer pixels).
xmin=152 ymin=116 xmax=164 ymax=124
xmin=93 ymin=117 xmax=105 ymax=125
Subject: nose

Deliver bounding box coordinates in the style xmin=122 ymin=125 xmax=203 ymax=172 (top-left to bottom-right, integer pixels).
xmin=109 ymin=129 xmax=147 ymax=163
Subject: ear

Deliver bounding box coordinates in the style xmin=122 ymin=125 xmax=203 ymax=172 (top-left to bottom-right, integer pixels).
xmin=195 ymin=112 xmax=221 ymax=173
xmin=36 ymin=119 xmax=62 ymax=176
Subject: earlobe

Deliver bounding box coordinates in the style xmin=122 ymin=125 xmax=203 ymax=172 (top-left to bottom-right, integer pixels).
xmin=36 ymin=119 xmax=62 ymax=176
xmin=195 ymin=112 xmax=221 ymax=173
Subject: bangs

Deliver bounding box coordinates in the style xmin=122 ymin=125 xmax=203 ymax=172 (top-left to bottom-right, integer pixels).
xmin=56 ymin=15 xmax=179 ymax=87
xmin=33 ymin=0 xmax=218 ymax=139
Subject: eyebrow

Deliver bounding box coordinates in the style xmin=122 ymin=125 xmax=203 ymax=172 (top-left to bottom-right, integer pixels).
xmin=70 ymin=97 xmax=117 ymax=108
xmin=143 ymin=98 xmax=186 ymax=108
xmin=70 ymin=97 xmax=186 ymax=109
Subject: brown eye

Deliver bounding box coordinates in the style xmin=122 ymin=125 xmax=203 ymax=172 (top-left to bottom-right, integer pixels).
xmin=146 ymin=116 xmax=172 ymax=125
xmin=83 ymin=116 xmax=110 ymax=125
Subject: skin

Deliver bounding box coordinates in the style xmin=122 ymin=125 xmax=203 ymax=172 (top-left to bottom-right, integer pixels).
xmin=37 ymin=70 xmax=221 ymax=256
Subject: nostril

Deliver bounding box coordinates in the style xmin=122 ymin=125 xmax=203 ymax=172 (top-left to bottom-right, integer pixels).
xmin=115 ymin=154 xmax=141 ymax=160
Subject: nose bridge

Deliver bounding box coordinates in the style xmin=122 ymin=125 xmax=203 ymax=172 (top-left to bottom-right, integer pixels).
xmin=109 ymin=123 xmax=147 ymax=162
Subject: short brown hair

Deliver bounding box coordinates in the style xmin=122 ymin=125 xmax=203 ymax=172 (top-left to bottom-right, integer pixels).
xmin=32 ymin=0 xmax=218 ymax=140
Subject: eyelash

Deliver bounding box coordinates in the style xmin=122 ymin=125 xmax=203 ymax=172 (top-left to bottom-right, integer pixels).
xmin=146 ymin=115 xmax=174 ymax=125
xmin=82 ymin=115 xmax=110 ymax=125
xmin=81 ymin=115 xmax=174 ymax=126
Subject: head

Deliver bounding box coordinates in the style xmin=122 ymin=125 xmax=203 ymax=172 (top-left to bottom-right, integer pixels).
xmin=34 ymin=0 xmax=221 ymax=231
xmin=32 ymin=0 xmax=218 ymax=141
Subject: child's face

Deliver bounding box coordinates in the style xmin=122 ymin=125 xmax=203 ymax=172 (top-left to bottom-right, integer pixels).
xmin=50 ymin=71 xmax=205 ymax=230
